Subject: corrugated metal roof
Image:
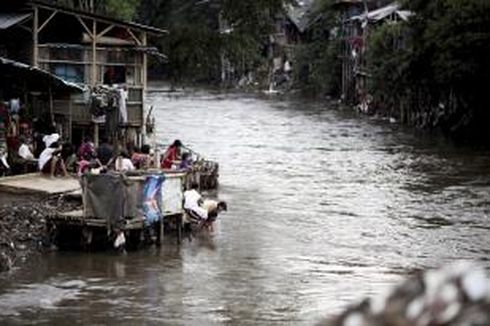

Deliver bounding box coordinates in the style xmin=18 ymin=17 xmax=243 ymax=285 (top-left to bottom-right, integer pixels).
xmin=0 ymin=13 xmax=31 ymax=30
xmin=0 ymin=56 xmax=84 ymax=92
xmin=286 ymin=0 xmax=317 ymax=33
xmin=349 ymin=2 xmax=413 ymax=22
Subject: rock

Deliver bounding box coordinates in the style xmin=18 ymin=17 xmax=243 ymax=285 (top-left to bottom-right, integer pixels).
xmin=320 ymin=262 xmax=490 ymax=326
xmin=0 ymin=194 xmax=80 ymax=273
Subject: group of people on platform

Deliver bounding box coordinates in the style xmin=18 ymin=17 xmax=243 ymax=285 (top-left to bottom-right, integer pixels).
xmin=16 ymin=131 xmax=228 ymax=230
xmin=15 ymin=134 xmax=192 ymax=178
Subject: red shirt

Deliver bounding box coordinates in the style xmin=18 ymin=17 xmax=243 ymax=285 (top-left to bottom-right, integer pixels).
xmin=160 ymin=146 xmax=178 ymax=169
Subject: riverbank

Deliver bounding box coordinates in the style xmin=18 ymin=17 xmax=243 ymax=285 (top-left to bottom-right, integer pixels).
xmin=0 ymin=195 xmax=79 ymax=272
xmin=147 ymin=79 xmax=490 ymax=148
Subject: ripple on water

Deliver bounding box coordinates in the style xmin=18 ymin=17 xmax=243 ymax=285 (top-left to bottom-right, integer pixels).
xmin=2 ymin=91 xmax=490 ymax=325
xmin=0 ymin=278 xmax=86 ymax=316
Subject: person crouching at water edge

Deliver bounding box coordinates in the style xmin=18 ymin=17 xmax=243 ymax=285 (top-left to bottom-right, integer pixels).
xmin=201 ymin=198 xmax=227 ymax=232
xmin=183 ymin=182 xmax=227 ymax=231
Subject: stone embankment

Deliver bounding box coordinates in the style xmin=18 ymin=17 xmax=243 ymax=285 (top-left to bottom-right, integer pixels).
xmin=0 ymin=196 xmax=78 ymax=272
xmin=321 ymin=262 xmax=490 ymax=326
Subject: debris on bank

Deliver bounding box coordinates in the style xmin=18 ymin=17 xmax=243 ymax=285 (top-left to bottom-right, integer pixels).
xmin=320 ymin=262 xmax=490 ymax=326
xmin=0 ymin=196 xmax=78 ymax=272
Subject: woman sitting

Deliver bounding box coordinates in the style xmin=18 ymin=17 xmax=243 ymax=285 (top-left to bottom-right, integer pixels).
xmin=38 ymin=142 xmax=68 ymax=177
xmin=160 ymin=139 xmax=182 ymax=169
xmin=179 ymin=152 xmax=193 ymax=170
xmin=115 ymin=150 xmax=135 ymax=172
xmin=132 ymin=144 xmax=152 ymax=170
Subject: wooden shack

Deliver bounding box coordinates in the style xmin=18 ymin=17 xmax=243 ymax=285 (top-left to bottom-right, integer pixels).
xmin=334 ymin=0 xmax=404 ymax=105
xmin=0 ymin=0 xmax=167 ymax=146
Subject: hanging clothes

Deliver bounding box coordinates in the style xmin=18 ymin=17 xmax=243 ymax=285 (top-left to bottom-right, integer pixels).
xmin=117 ymin=88 xmax=128 ymax=124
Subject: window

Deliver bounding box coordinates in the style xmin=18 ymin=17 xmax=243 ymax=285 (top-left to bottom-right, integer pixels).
xmin=103 ymin=66 xmax=126 ymax=85
xmin=52 ymin=64 xmax=85 ymax=83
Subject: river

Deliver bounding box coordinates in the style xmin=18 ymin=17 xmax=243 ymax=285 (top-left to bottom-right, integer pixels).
xmin=1 ymin=90 xmax=490 ymax=325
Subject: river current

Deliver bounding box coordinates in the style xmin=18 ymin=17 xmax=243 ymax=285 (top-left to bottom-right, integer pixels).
xmin=1 ymin=90 xmax=490 ymax=325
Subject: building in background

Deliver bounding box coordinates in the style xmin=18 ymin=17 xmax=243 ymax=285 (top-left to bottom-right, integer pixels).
xmin=0 ymin=0 xmax=166 ymax=147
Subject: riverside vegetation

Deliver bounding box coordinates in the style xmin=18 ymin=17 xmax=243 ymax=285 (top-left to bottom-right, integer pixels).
xmin=46 ymin=0 xmax=490 ymax=141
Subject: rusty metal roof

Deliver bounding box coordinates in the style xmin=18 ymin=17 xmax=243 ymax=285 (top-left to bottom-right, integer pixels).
xmin=349 ymin=2 xmax=413 ymax=23
xmin=0 ymin=56 xmax=84 ymax=92
xmin=286 ymin=0 xmax=317 ymax=33
xmin=0 ymin=12 xmax=31 ymax=30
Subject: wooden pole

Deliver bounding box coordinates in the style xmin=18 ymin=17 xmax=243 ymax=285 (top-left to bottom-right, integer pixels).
xmin=49 ymin=85 xmax=54 ymax=125
xmin=91 ymin=20 xmax=97 ymax=86
xmin=177 ymin=214 xmax=182 ymax=244
xmin=92 ymin=19 xmax=99 ymax=146
xmin=360 ymin=0 xmax=369 ymax=104
xmin=158 ymin=218 xmax=164 ymax=246
xmin=68 ymin=97 xmax=73 ymax=142
xmin=142 ymin=32 xmax=147 ymax=91
xmin=33 ymin=6 xmax=39 ymax=67
xmin=141 ymin=32 xmax=148 ymax=147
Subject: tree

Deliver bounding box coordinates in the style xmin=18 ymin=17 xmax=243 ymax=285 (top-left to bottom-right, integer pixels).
xmin=367 ymin=0 xmax=490 ymax=139
xmin=291 ymin=0 xmax=342 ymax=95
xmin=49 ymin=0 xmax=139 ymax=20
xmin=139 ymin=0 xmax=290 ymax=85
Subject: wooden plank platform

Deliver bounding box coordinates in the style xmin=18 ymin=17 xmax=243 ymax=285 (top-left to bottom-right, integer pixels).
xmin=0 ymin=173 xmax=80 ymax=196
xmin=49 ymin=210 xmax=146 ymax=229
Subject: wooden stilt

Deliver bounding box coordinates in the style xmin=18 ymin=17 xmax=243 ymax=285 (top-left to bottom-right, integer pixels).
xmin=158 ymin=219 xmax=164 ymax=246
xmin=177 ymin=213 xmax=182 ymax=244
xmin=33 ymin=6 xmax=38 ymax=67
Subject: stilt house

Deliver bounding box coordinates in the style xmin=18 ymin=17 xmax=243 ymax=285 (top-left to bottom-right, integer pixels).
xmin=0 ymin=0 xmax=166 ymax=146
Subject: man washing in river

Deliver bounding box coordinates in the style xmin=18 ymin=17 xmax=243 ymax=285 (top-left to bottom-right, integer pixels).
xmin=183 ymin=182 xmax=227 ymax=232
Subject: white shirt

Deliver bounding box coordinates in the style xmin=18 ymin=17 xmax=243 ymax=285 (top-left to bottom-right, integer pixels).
xmin=18 ymin=144 xmax=35 ymax=160
xmin=42 ymin=133 xmax=60 ymax=148
xmin=38 ymin=147 xmax=56 ymax=170
xmin=184 ymin=189 xmax=208 ymax=219
xmin=184 ymin=189 xmax=201 ymax=210
xmin=115 ymin=157 xmax=135 ymax=171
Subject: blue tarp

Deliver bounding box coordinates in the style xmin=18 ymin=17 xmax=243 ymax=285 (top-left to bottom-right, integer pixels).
xmin=142 ymin=175 xmax=165 ymax=225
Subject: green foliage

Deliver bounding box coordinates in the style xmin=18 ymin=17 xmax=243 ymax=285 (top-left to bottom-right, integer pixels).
xmin=49 ymin=0 xmax=139 ymax=20
xmin=291 ymin=0 xmax=342 ymax=95
xmin=104 ymin=0 xmax=140 ymax=21
xmin=368 ymin=0 xmax=490 ymax=138
xmin=141 ymin=0 xmax=289 ymax=85
xmin=366 ymin=23 xmax=410 ymax=116
xmin=293 ymin=38 xmax=341 ymax=96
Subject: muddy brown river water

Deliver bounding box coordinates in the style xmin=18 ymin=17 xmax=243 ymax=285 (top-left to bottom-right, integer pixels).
xmin=1 ymin=90 xmax=490 ymax=325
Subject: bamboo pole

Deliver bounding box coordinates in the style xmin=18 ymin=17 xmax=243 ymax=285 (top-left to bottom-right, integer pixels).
xmin=33 ymin=6 xmax=39 ymax=67
xmin=38 ymin=10 xmax=58 ymax=33
xmin=68 ymin=98 xmax=73 ymax=142
xmin=91 ymin=20 xmax=97 ymax=86
xmin=141 ymin=32 xmax=148 ymax=147
xmin=92 ymin=20 xmax=99 ymax=146
xmin=49 ymin=85 xmax=54 ymax=125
